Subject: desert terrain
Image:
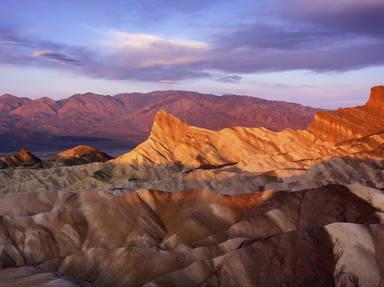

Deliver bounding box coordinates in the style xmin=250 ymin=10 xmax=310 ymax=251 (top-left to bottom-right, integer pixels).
xmin=0 ymin=86 xmax=383 ymax=286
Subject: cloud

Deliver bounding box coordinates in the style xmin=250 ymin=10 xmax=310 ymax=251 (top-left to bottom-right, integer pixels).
xmin=217 ymin=75 xmax=242 ymax=83
xmin=99 ymin=30 xmax=209 ymax=68
xmin=80 ymin=30 xmax=211 ymax=81
xmin=159 ymin=80 xmax=177 ymax=84
xmin=1 ymin=0 xmax=384 ymax=83
xmin=0 ymin=40 xmax=28 ymax=46
xmin=32 ymin=50 xmax=81 ymax=65
xmin=278 ymin=0 xmax=384 ymax=37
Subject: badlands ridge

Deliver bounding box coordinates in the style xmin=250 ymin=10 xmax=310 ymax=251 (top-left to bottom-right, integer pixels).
xmin=0 ymin=87 xmax=383 ymax=286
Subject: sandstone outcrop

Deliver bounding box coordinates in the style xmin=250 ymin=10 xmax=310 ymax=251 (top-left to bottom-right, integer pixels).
xmin=308 ymin=86 xmax=384 ymax=142
xmin=0 ymin=148 xmax=41 ymax=169
xmin=44 ymin=145 xmax=113 ymax=167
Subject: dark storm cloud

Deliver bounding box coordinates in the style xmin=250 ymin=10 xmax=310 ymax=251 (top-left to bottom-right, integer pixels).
xmin=209 ymin=40 xmax=384 ymax=73
xmin=215 ymin=23 xmax=327 ymax=50
xmin=279 ymin=0 xmax=384 ymax=37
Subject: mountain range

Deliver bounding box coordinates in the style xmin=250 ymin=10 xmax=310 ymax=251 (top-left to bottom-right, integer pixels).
xmin=0 ymin=86 xmax=383 ymax=286
xmin=0 ymin=90 xmax=318 ymax=152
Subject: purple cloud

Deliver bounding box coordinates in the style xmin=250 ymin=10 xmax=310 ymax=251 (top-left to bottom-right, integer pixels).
xmin=32 ymin=51 xmax=81 ymax=66
xmin=280 ymin=0 xmax=384 ymax=37
xmin=217 ymin=75 xmax=242 ymax=83
xmin=0 ymin=0 xmax=383 ymax=83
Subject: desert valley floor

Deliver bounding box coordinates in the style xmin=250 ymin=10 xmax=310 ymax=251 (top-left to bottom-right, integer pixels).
xmin=0 ymin=86 xmax=384 ymax=286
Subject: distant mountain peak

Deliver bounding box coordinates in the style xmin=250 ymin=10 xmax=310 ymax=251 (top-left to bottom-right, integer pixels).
xmin=0 ymin=90 xmax=319 ymax=150
xmin=0 ymin=94 xmax=32 ymax=112
xmin=0 ymin=93 xmax=16 ymax=98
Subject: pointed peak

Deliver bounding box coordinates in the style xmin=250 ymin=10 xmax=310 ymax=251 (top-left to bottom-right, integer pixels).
xmin=150 ymin=110 xmax=189 ymax=141
xmin=54 ymin=145 xmax=113 ymax=165
xmin=16 ymin=148 xmax=40 ymax=161
xmin=154 ymin=109 xmax=185 ymax=123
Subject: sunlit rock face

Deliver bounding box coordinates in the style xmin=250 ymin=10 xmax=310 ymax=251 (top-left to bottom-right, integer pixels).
xmin=44 ymin=145 xmax=113 ymax=167
xmin=0 ymin=148 xmax=41 ymax=169
xmin=308 ymin=86 xmax=384 ymax=142
xmin=0 ymin=87 xmax=384 ymax=286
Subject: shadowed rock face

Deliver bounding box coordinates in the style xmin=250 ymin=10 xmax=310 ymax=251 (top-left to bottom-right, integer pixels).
xmin=0 ymin=94 xmax=31 ymax=112
xmin=309 ymin=86 xmax=384 ymax=142
xmin=0 ymin=267 xmax=90 ymax=287
xmin=0 ymin=185 xmax=382 ymax=286
xmin=0 ymin=87 xmax=384 ymax=286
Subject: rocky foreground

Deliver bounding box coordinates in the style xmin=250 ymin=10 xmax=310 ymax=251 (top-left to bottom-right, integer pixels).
xmin=0 ymin=87 xmax=383 ymax=286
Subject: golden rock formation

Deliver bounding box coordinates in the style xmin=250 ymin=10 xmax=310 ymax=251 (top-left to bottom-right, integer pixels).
xmin=308 ymin=86 xmax=384 ymax=142
xmin=0 ymin=148 xmax=41 ymax=169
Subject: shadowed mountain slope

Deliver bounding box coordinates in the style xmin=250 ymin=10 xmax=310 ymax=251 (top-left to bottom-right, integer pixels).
xmin=0 ymin=185 xmax=383 ymax=286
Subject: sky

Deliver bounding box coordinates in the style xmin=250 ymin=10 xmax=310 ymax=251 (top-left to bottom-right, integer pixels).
xmin=0 ymin=0 xmax=383 ymax=108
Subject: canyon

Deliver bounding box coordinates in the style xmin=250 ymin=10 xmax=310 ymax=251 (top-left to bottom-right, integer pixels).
xmin=0 ymin=86 xmax=383 ymax=286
